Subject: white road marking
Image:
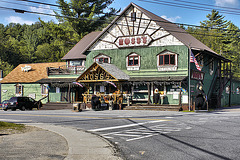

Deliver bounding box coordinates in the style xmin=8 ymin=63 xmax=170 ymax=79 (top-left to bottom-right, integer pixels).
xmin=88 ymin=120 xmax=168 ymax=132
xmin=126 ymin=134 xmax=158 ymax=142
xmin=99 ymin=122 xmax=192 ymax=142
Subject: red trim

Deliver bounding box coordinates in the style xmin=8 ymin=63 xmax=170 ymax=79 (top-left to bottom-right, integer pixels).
xmin=128 ymin=55 xmax=139 ymax=66
xmin=158 ymin=54 xmax=175 ymax=66
xmin=95 ymin=57 xmax=109 ymax=63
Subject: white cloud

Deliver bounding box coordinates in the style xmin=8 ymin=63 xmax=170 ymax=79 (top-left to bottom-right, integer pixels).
xmin=29 ymin=4 xmax=55 ymax=15
xmin=215 ymin=0 xmax=238 ymax=6
xmin=161 ymin=15 xmax=181 ymax=22
xmin=5 ymin=16 xmax=34 ymax=25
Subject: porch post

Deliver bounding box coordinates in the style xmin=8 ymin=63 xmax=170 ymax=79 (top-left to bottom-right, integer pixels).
xmin=147 ymin=82 xmax=151 ymax=104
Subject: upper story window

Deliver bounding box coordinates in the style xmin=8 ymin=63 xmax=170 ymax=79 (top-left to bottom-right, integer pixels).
xmin=209 ymin=58 xmax=214 ymax=75
xmin=126 ymin=53 xmax=140 ymax=70
xmin=159 ymin=54 xmax=175 ymax=65
xmin=94 ymin=54 xmax=110 ymax=63
xmin=131 ymin=12 xmax=136 ymax=21
xmin=15 ymin=84 xmax=23 ymax=96
xmin=68 ymin=60 xmax=84 ymax=67
xmin=157 ymin=50 xmax=178 ymax=71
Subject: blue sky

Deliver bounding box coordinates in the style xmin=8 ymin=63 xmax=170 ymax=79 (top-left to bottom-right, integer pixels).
xmin=0 ymin=0 xmax=240 ymax=28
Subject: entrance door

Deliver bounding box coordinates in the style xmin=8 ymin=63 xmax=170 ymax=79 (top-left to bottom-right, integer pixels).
xmin=75 ymin=87 xmax=85 ymax=102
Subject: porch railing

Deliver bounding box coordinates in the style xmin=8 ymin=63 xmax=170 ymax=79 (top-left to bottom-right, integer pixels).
xmin=47 ymin=65 xmax=85 ymax=75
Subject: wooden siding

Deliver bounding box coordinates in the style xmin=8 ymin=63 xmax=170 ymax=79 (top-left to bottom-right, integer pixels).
xmin=85 ymin=45 xmax=189 ymax=78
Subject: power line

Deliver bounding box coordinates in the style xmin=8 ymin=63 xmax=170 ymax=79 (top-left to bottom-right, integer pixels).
xmin=10 ymin=0 xmax=240 ymax=31
xmin=138 ymin=0 xmax=240 ymax=16
xmin=1 ymin=1 xmax=240 ymax=35
xmin=0 ymin=0 xmax=60 ymax=12
xmin=171 ymin=0 xmax=240 ymax=12
xmin=15 ymin=0 xmax=59 ymax=8
xmin=1 ymin=5 xmax=239 ymax=38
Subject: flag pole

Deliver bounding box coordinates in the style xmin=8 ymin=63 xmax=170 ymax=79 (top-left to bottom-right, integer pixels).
xmin=188 ymin=45 xmax=191 ymax=111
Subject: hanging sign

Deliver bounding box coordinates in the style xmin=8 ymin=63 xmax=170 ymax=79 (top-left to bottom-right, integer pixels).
xmin=78 ymin=64 xmax=116 ymax=82
xmin=115 ymin=34 xmax=152 ymax=48
xmin=191 ymin=69 xmax=205 ymax=81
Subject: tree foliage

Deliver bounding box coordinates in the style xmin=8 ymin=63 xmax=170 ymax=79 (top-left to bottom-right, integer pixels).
xmin=56 ymin=0 xmax=118 ymax=38
xmin=186 ymin=9 xmax=240 ymax=79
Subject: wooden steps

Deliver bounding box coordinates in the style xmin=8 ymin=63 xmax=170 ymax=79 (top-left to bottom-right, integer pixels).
xmin=40 ymin=102 xmax=73 ymax=110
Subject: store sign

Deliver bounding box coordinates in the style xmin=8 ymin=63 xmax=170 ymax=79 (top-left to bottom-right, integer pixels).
xmin=78 ymin=64 xmax=115 ymax=82
xmin=115 ymin=34 xmax=152 ymax=48
xmin=191 ymin=70 xmax=205 ymax=81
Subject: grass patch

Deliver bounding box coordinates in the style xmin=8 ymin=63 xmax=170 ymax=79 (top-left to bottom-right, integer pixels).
xmin=0 ymin=121 xmax=26 ymax=133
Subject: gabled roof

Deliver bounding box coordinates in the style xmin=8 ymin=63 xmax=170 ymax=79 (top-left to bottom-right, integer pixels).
xmin=62 ymin=31 xmax=102 ymax=60
xmin=1 ymin=62 xmax=65 ymax=84
xmin=98 ymin=62 xmax=130 ymax=80
xmin=61 ymin=2 xmax=228 ymax=61
xmin=76 ymin=62 xmax=129 ymax=82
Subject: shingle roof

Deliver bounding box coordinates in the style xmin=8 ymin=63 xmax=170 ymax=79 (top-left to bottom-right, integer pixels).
xmin=1 ymin=62 xmax=65 ymax=83
xmin=98 ymin=62 xmax=130 ymax=80
xmin=61 ymin=31 xmax=102 ymax=60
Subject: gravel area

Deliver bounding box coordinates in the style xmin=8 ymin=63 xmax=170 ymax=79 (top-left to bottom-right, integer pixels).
xmin=0 ymin=126 xmax=68 ymax=160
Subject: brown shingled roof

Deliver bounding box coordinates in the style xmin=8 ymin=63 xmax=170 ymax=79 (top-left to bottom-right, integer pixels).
xmin=61 ymin=31 xmax=102 ymax=60
xmin=1 ymin=62 xmax=65 ymax=83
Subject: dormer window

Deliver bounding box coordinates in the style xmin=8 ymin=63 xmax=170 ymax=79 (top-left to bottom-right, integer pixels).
xmin=126 ymin=53 xmax=140 ymax=70
xmin=157 ymin=50 xmax=178 ymax=71
xmin=94 ymin=54 xmax=111 ymax=63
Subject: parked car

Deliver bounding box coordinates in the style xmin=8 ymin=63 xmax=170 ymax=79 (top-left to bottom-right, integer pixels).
xmin=7 ymin=97 xmax=42 ymax=111
xmin=1 ymin=100 xmax=10 ymax=111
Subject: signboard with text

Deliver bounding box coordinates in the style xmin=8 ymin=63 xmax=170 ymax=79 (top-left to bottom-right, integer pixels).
xmin=115 ymin=34 xmax=152 ymax=48
xmin=191 ymin=69 xmax=205 ymax=81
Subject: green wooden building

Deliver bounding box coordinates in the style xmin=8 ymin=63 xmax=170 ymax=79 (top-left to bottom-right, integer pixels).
xmin=2 ymin=3 xmax=239 ymax=110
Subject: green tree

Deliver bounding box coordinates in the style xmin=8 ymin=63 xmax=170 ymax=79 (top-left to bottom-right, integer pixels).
xmin=56 ymin=0 xmax=119 ymax=38
xmin=0 ymin=58 xmax=13 ymax=77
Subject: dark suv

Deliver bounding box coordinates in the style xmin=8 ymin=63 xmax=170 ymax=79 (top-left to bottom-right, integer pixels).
xmin=7 ymin=97 xmax=42 ymax=111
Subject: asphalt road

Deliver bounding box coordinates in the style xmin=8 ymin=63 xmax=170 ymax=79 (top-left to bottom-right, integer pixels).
xmin=0 ymin=108 xmax=240 ymax=160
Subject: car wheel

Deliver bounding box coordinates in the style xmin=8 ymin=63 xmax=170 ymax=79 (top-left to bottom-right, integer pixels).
xmin=21 ymin=106 xmax=26 ymax=111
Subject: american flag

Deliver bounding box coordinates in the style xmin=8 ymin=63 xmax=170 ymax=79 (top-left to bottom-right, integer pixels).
xmin=106 ymin=81 xmax=117 ymax=88
xmin=190 ymin=51 xmax=201 ymax=71
xmin=73 ymin=82 xmax=83 ymax=87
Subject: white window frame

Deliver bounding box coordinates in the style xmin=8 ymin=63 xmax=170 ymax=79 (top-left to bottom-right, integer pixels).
xmin=15 ymin=84 xmax=23 ymax=96
xmin=126 ymin=53 xmax=140 ymax=70
xmin=226 ymin=86 xmax=230 ymax=94
xmin=94 ymin=54 xmax=111 ymax=63
xmin=209 ymin=58 xmax=214 ymax=75
xmin=157 ymin=50 xmax=178 ymax=71
xmin=41 ymin=84 xmax=49 ymax=95
xmin=68 ymin=60 xmax=85 ymax=67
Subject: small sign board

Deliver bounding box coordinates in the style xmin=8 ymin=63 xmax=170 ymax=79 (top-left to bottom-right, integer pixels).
xmin=191 ymin=69 xmax=205 ymax=81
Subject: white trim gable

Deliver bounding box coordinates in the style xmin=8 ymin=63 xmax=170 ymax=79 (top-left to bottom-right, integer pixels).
xmin=89 ymin=6 xmax=183 ymax=51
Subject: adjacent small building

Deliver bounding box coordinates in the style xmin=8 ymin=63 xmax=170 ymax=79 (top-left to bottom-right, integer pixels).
xmin=0 ymin=62 xmax=65 ymax=103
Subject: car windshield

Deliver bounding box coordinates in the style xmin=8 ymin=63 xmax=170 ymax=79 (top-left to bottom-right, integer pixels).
xmin=9 ymin=97 xmax=17 ymax=102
